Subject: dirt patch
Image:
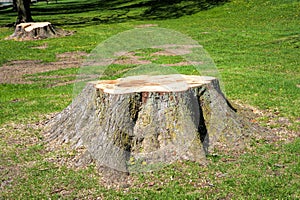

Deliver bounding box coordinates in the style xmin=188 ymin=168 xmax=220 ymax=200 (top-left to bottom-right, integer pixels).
xmin=232 ymin=101 xmax=299 ymax=145
xmin=113 ymin=45 xmax=203 ymax=67
xmin=135 ymin=24 xmax=158 ymax=28
xmin=0 ymin=51 xmax=88 ymax=84
xmin=114 ymin=52 xmax=151 ymax=65
xmin=152 ymin=44 xmax=201 ymax=56
xmin=151 ymin=50 xmax=177 ymax=56
xmin=162 ymin=61 xmax=204 ymax=67
xmin=0 ymin=45 xmax=205 ymax=86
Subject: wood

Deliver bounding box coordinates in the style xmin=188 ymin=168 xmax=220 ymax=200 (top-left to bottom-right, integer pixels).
xmin=6 ymin=22 xmax=72 ymax=40
xmin=15 ymin=0 xmax=33 ymax=24
xmin=45 ymin=74 xmax=252 ymax=175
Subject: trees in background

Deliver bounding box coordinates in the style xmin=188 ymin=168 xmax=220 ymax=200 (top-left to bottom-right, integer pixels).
xmin=14 ymin=0 xmax=33 ymax=24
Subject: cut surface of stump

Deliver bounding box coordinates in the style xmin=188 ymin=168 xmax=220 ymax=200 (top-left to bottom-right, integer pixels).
xmin=6 ymin=22 xmax=73 ymax=40
xmin=45 ymin=74 xmax=252 ymax=174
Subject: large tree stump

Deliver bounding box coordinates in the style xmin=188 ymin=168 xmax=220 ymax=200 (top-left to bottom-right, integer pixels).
xmin=45 ymin=74 xmax=251 ymax=174
xmin=6 ymin=22 xmax=72 ymax=40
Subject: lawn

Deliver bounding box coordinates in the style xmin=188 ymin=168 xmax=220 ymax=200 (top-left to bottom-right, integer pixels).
xmin=0 ymin=0 xmax=299 ymax=199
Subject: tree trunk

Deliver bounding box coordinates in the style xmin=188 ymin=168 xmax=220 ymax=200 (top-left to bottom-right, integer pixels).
xmin=16 ymin=0 xmax=33 ymax=25
xmin=45 ymin=74 xmax=252 ymax=175
xmin=6 ymin=22 xmax=73 ymax=40
xmin=12 ymin=0 xmax=17 ymax=11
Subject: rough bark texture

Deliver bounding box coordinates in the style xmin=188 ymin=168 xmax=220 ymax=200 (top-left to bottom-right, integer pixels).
xmin=16 ymin=0 xmax=33 ymax=24
xmin=45 ymin=75 xmax=252 ymax=174
xmin=6 ymin=22 xmax=73 ymax=40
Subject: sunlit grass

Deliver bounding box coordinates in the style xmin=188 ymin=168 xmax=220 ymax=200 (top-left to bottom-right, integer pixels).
xmin=0 ymin=0 xmax=299 ymax=199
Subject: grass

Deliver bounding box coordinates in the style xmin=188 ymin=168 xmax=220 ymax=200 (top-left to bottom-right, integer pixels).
xmin=0 ymin=83 xmax=72 ymax=124
xmin=0 ymin=0 xmax=299 ymax=199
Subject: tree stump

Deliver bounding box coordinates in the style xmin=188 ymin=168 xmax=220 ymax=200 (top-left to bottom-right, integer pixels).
xmin=45 ymin=74 xmax=251 ymax=174
xmin=6 ymin=22 xmax=72 ymax=40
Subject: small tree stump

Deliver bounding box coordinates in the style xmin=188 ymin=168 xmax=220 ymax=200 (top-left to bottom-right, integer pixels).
xmin=6 ymin=22 xmax=72 ymax=40
xmin=45 ymin=74 xmax=251 ymax=174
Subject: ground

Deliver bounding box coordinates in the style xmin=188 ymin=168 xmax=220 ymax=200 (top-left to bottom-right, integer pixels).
xmin=0 ymin=0 xmax=299 ymax=198
xmin=0 ymin=51 xmax=87 ymax=85
xmin=0 ymin=51 xmax=298 ymax=192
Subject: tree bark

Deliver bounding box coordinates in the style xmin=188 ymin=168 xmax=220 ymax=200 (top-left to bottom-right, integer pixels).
xmin=6 ymin=22 xmax=73 ymax=40
xmin=12 ymin=0 xmax=17 ymax=11
xmin=45 ymin=74 xmax=252 ymax=175
xmin=16 ymin=0 xmax=33 ymax=25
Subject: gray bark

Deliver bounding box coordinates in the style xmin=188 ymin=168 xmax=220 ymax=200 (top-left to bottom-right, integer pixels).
xmin=16 ymin=0 xmax=33 ymax=24
xmin=45 ymin=75 xmax=252 ymax=175
xmin=6 ymin=22 xmax=72 ymax=40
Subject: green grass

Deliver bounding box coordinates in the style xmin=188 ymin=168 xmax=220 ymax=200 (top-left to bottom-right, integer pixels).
xmin=0 ymin=0 xmax=299 ymax=199
xmin=0 ymin=84 xmax=72 ymax=124
xmin=101 ymin=64 xmax=138 ymax=79
xmin=1 ymin=135 xmax=299 ymax=199
xmin=1 ymin=0 xmax=299 ymax=120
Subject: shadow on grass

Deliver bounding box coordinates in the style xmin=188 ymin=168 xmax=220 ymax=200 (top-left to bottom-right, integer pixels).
xmin=0 ymin=0 xmax=229 ymax=27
